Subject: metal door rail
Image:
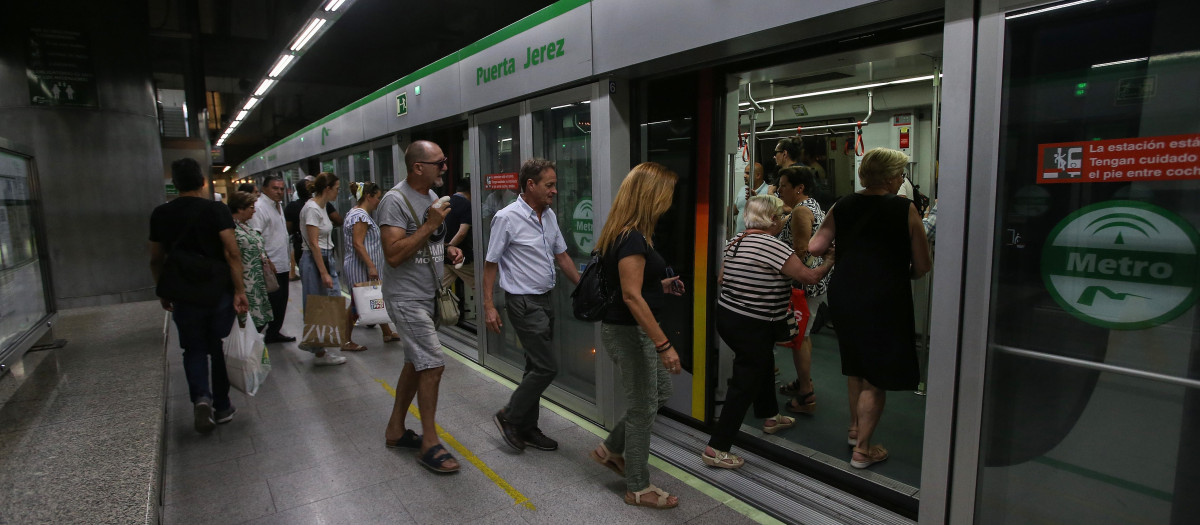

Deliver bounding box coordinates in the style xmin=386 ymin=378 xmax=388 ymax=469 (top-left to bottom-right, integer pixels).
xmin=992 ymin=344 xmax=1200 ymax=390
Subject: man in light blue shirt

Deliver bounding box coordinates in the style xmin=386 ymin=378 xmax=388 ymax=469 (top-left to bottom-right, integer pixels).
xmin=483 ymin=158 xmax=581 ymax=452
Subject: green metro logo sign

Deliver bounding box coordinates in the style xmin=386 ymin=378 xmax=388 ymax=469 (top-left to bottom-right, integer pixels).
xmin=1042 ymin=200 xmax=1199 ymax=330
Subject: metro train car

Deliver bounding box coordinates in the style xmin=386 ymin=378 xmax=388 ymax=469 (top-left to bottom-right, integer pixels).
xmin=235 ymin=0 xmax=1200 ymax=523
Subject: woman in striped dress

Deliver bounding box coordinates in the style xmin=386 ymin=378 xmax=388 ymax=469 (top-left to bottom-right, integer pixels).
xmin=342 ymin=182 xmax=398 ymax=350
xmin=701 ymin=195 xmax=832 ymax=470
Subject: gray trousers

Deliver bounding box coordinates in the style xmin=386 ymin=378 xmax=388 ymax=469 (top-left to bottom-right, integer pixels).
xmin=503 ymin=292 xmax=557 ymax=431
xmin=602 ymin=323 xmax=672 ymax=493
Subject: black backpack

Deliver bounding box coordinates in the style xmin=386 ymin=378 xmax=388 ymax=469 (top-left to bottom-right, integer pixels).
xmin=571 ymin=250 xmax=616 ymax=322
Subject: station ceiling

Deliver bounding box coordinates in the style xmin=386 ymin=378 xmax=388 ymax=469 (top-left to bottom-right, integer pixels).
xmin=153 ymin=0 xmax=556 ymax=168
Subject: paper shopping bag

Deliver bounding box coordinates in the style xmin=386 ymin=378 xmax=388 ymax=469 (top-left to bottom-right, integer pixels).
xmin=303 ymin=294 xmax=348 ymax=347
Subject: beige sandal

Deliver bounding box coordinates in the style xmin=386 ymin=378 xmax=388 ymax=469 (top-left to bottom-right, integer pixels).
xmin=762 ymin=413 xmax=796 ymax=435
xmin=624 ymin=484 xmax=678 ymax=509
xmin=850 ymin=444 xmax=888 ymax=469
xmin=701 ymin=448 xmax=744 ymax=469
xmin=589 ymin=443 xmax=625 ymax=476
xmin=848 ymin=427 xmax=859 ymax=446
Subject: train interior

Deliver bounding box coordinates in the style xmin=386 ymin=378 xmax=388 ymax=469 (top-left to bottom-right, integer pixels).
xmin=719 ymin=34 xmax=944 ymax=496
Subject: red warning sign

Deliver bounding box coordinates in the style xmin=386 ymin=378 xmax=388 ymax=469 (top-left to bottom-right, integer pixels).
xmin=1037 ymin=133 xmax=1200 ymax=184
xmin=484 ymin=172 xmax=519 ymax=191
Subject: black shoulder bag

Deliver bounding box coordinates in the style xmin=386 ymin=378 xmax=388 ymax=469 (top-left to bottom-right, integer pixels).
xmin=156 ymin=203 xmax=230 ymax=307
xmin=572 ymin=249 xmax=615 ymax=322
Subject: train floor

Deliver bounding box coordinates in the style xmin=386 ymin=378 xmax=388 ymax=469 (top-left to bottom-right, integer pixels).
xmin=755 ymin=332 xmax=926 ymax=490
xmin=161 ymin=281 xmax=772 ymax=525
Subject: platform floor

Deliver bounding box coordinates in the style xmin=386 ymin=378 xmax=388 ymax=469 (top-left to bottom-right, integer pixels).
xmin=162 ymin=282 xmax=773 ymax=525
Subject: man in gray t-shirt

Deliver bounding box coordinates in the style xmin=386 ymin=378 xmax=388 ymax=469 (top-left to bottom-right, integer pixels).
xmin=378 ymin=140 xmax=464 ymax=474
xmin=377 ymin=180 xmax=447 ymax=301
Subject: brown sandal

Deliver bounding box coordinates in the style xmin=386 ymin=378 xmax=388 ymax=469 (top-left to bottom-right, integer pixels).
xmin=341 ymin=342 xmax=368 ymax=352
xmin=624 ymin=484 xmax=678 ymax=509
xmin=589 ymin=443 xmax=625 ymax=476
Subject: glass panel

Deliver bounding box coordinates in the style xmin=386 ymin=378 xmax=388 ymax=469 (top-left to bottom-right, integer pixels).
xmin=636 ymin=74 xmax=698 ymax=412
xmin=333 ymin=155 xmax=354 ymax=224
xmin=0 ymin=150 xmax=48 ymax=354
xmin=353 ymin=151 xmax=371 ymax=184
xmin=978 ymin=1 xmax=1200 ymax=522
xmin=374 ymin=146 xmax=394 ymax=189
xmin=530 ymin=100 xmax=596 ymax=401
xmin=476 ymin=115 xmax=535 ymax=383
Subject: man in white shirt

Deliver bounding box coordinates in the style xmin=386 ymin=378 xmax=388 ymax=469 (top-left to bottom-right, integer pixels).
xmin=248 ymin=175 xmax=295 ymax=343
xmin=483 ymin=158 xmax=581 ymax=452
xmin=733 ymin=162 xmax=767 ymax=233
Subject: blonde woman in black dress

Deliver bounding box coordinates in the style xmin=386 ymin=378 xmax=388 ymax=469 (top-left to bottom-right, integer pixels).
xmin=809 ymin=147 xmax=931 ymax=469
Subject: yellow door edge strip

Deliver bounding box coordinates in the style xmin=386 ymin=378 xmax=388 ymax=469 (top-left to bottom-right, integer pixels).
xmin=691 ymin=203 xmax=710 ymax=420
xmin=373 ymin=377 xmax=536 ymax=510
xmin=439 ymin=348 xmax=779 ymax=524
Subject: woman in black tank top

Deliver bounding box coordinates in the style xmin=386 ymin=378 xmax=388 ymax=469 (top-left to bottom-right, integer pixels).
xmin=809 ymin=148 xmax=932 ymax=470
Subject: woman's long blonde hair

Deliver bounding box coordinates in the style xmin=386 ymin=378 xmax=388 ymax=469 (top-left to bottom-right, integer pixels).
xmin=596 ymin=162 xmax=678 ymax=255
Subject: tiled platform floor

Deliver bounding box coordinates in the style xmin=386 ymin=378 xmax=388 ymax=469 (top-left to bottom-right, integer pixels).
xmin=162 ymin=282 xmax=770 ymax=525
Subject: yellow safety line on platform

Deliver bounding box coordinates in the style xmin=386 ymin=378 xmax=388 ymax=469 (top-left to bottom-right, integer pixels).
xmin=438 ymin=349 xmax=782 ymax=524
xmin=373 ymin=378 xmax=536 ymax=510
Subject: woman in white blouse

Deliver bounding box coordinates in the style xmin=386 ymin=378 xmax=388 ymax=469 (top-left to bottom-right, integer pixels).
xmin=299 ymin=172 xmax=346 ymax=366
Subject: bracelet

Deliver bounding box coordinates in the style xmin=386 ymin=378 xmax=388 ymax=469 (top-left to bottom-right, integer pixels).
xmin=656 ymin=343 xmax=672 ymax=354
xmin=654 ymin=339 xmax=671 ymax=350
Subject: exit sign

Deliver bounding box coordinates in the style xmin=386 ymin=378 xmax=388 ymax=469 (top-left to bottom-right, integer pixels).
xmin=396 ymin=92 xmax=407 ymax=117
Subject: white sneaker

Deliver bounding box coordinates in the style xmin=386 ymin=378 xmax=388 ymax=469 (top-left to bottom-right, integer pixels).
xmin=314 ymin=353 xmax=347 ymax=366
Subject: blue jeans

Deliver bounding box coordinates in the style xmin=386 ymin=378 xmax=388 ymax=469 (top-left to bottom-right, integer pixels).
xmin=172 ymin=293 xmax=236 ymax=410
xmin=300 ymin=249 xmax=339 ymax=310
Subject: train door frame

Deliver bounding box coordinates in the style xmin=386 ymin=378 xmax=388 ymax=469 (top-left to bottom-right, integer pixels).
xmin=687 ymin=22 xmax=959 ymax=518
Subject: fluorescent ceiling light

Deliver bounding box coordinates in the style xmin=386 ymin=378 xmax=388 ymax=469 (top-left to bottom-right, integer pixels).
xmin=739 ymin=74 xmax=936 ymax=107
xmin=550 ymin=104 xmax=574 ymax=110
xmin=235 ymin=110 xmax=249 ymax=121
xmin=269 ymin=54 xmax=295 ymax=77
xmin=1091 ymin=57 xmax=1148 ymax=68
xmin=581 ymin=100 xmax=590 ymax=104
xmin=1007 ymin=0 xmax=1094 ymax=19
xmin=290 ymin=18 xmax=327 ymax=51
xmin=223 ymin=165 xmax=231 ymax=172
xmin=243 ymin=97 xmax=259 ymax=110
xmin=254 ymin=78 xmax=276 ymax=97
xmin=324 ymin=0 xmax=347 ymax=12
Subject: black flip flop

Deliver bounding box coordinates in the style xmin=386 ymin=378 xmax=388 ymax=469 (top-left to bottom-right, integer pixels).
xmin=385 ymin=429 xmax=422 ymax=449
xmin=418 ymin=444 xmax=460 ymax=473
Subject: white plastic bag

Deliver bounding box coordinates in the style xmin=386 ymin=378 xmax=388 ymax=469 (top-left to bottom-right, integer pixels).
xmin=352 ymin=281 xmax=391 ymax=326
xmin=224 ymin=316 xmax=270 ymax=396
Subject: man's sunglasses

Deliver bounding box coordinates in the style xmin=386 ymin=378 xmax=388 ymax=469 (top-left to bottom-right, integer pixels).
xmin=414 ymin=157 xmax=450 ymax=170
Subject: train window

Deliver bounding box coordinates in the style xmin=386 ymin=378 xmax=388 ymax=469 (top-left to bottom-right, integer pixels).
xmin=976 ymin=0 xmax=1200 ymax=523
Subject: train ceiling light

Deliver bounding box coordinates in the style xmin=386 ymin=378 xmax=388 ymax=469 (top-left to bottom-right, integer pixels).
xmin=215 ymin=1 xmax=357 ymax=147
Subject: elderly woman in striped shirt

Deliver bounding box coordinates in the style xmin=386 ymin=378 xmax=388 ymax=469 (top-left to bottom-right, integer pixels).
xmin=701 ymin=195 xmax=833 ymax=469
xmin=342 ymin=182 xmax=398 ymax=350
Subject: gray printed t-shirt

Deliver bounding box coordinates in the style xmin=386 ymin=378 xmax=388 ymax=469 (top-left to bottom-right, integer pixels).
xmin=377 ymin=181 xmax=447 ymax=301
